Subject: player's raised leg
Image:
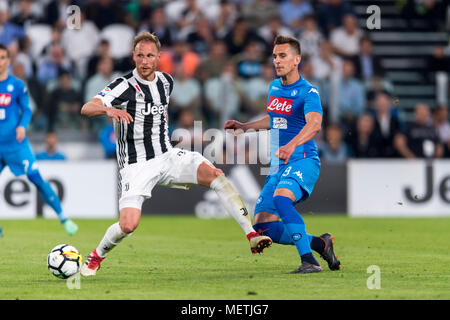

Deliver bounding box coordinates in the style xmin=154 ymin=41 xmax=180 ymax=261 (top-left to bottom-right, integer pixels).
xmin=81 ymin=205 xmax=140 ymax=276
xmin=197 ymin=161 xmax=272 ymax=254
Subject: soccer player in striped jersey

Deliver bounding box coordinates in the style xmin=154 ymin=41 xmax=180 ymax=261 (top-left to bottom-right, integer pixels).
xmin=225 ymin=36 xmax=340 ymax=274
xmin=0 ymin=44 xmax=78 ymax=235
xmin=79 ymin=32 xmax=272 ymax=276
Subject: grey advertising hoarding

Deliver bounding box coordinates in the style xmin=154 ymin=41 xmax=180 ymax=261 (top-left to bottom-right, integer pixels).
xmin=142 ymin=163 xmax=347 ymax=215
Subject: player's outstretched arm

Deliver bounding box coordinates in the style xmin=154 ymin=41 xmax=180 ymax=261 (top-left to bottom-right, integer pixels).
xmin=276 ymin=111 xmax=322 ymax=164
xmin=16 ymin=82 xmax=32 ymax=143
xmin=224 ymin=114 xmax=270 ymax=132
xmin=81 ymin=98 xmax=133 ymax=124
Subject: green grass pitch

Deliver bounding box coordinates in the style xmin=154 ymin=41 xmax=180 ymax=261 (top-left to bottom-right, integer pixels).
xmin=0 ymin=215 xmax=449 ymax=300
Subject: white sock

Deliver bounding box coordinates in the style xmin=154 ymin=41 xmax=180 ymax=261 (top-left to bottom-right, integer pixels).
xmin=210 ymin=175 xmax=255 ymax=235
xmin=96 ymin=222 xmax=129 ymax=258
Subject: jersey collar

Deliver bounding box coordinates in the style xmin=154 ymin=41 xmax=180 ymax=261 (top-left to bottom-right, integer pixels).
xmin=280 ymin=75 xmax=302 ymax=88
xmin=133 ymin=68 xmax=158 ymax=85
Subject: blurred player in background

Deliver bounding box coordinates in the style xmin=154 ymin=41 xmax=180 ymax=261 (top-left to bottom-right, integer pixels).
xmin=225 ymin=36 xmax=340 ymax=274
xmin=79 ymin=32 xmax=272 ymax=276
xmin=0 ymin=44 xmax=77 ymax=236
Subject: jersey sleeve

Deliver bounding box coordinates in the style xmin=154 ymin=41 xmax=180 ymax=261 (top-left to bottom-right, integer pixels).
xmin=17 ymin=82 xmax=32 ymax=129
xmin=303 ymin=86 xmax=323 ymax=116
xmin=94 ymin=77 xmax=130 ymax=108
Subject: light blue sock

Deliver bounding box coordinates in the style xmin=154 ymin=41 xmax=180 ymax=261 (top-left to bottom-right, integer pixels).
xmin=253 ymin=221 xmax=293 ymax=244
xmin=27 ymin=170 xmax=67 ymax=223
xmin=273 ymin=195 xmax=319 ymax=265
xmin=253 ymin=221 xmax=319 ymax=249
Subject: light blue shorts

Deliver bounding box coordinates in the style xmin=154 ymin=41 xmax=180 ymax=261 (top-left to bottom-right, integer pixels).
xmin=0 ymin=139 xmax=37 ymax=176
xmin=254 ymin=156 xmax=321 ymax=217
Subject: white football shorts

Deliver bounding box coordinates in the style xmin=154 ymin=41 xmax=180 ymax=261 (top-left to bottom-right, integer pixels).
xmin=118 ymin=148 xmax=211 ymax=210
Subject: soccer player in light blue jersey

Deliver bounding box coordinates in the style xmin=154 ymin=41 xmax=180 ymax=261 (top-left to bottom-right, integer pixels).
xmin=0 ymin=44 xmax=77 ymax=236
xmin=225 ymin=36 xmax=340 ymax=274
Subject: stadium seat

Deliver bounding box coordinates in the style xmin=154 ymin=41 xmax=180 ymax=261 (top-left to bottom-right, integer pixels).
xmin=99 ymin=24 xmax=136 ymax=59
xmin=25 ymin=24 xmax=52 ymax=63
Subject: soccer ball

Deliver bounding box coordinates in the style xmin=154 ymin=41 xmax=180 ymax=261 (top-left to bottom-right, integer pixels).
xmin=47 ymin=244 xmax=82 ymax=279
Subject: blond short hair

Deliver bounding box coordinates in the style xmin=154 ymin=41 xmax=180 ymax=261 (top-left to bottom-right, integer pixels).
xmin=133 ymin=32 xmax=161 ymax=52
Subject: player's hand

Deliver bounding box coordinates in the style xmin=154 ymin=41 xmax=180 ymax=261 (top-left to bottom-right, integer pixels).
xmin=106 ymin=108 xmax=133 ymax=124
xmin=276 ymin=142 xmax=296 ymax=164
xmin=16 ymin=126 xmax=26 ymax=143
xmin=224 ymin=120 xmax=245 ymax=131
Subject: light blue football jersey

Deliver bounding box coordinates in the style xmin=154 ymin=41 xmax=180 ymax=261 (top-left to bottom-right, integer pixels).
xmin=266 ymin=76 xmax=323 ymax=166
xmin=0 ymin=74 xmax=32 ymax=150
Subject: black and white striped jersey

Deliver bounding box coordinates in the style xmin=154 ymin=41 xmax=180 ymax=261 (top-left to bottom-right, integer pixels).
xmin=95 ymin=69 xmax=174 ymax=169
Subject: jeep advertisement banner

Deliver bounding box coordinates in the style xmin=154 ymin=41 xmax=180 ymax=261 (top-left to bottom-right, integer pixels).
xmin=0 ymin=161 xmax=117 ymax=219
xmin=348 ymin=160 xmax=450 ymax=217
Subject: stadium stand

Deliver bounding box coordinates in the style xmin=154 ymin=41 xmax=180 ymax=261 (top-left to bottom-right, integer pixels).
xmin=0 ymin=0 xmax=446 ymax=161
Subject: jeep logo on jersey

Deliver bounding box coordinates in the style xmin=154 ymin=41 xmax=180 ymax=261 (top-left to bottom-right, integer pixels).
xmin=267 ymin=97 xmax=293 ymax=115
xmin=142 ymin=103 xmax=166 ymax=116
xmin=0 ymin=93 xmax=11 ymax=106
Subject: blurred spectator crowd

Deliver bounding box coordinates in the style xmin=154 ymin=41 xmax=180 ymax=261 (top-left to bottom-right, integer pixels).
xmin=1 ymin=0 xmax=449 ymax=161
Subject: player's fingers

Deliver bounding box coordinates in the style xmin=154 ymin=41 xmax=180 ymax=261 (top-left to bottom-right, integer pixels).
xmin=119 ymin=111 xmax=132 ymax=124
xmin=124 ymin=111 xmax=133 ymax=122
xmin=284 ymin=152 xmax=292 ymax=164
xmin=107 ymin=111 xmax=117 ymax=122
xmin=120 ymin=114 xmax=130 ymax=124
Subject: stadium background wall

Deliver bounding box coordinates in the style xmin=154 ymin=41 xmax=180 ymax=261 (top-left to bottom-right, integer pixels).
xmin=3 ymin=160 xmax=450 ymax=218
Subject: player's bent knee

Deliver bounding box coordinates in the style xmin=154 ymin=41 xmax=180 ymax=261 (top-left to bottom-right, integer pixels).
xmin=273 ymin=188 xmax=296 ymax=202
xmin=119 ymin=220 xmax=139 ymax=234
xmin=197 ymin=162 xmax=224 ymax=186
xmin=119 ymin=208 xmax=141 ymax=234
xmin=120 ymin=224 xmax=137 ymax=234
xmin=254 ymin=211 xmax=279 ymax=224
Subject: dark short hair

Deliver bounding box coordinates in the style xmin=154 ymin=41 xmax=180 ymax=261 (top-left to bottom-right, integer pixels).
xmin=274 ymin=35 xmax=301 ymax=55
xmin=0 ymin=44 xmax=9 ymax=57
xmin=133 ymin=31 xmax=161 ymax=52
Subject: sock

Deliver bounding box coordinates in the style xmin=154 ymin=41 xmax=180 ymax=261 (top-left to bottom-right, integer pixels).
xmin=253 ymin=221 xmax=325 ymax=254
xmin=27 ymin=170 xmax=67 ymax=223
xmin=253 ymin=221 xmax=292 ymax=244
xmin=311 ymin=236 xmax=326 ymax=254
xmin=273 ymin=195 xmax=320 ymax=266
xmin=96 ymin=222 xmax=129 ymax=258
xmin=210 ymin=174 xmax=255 ymax=235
